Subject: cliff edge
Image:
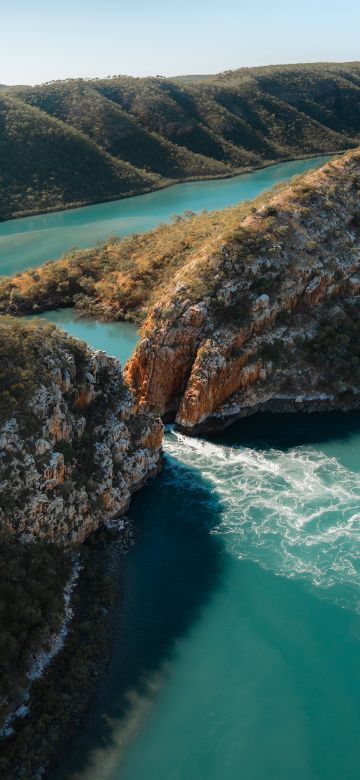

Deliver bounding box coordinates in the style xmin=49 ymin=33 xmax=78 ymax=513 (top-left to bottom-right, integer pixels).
xmin=125 ymin=149 xmax=360 ymax=431
xmin=0 ymin=318 xmax=162 ymax=543
xmin=2 ymin=150 xmax=360 ymax=434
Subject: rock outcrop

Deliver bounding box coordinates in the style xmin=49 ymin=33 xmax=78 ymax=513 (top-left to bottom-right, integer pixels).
xmin=126 ymin=149 xmax=360 ymax=432
xmin=0 ymin=319 xmax=163 ymax=543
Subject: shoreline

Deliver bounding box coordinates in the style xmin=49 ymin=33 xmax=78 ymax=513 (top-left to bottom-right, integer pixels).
xmin=177 ymin=393 xmax=360 ymax=436
xmin=0 ymin=524 xmax=135 ymax=780
xmin=0 ymin=150 xmax=345 ymax=225
xmin=0 ymin=555 xmax=81 ymax=741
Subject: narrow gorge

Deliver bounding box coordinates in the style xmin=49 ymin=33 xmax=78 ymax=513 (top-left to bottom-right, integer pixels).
xmin=2 ymin=148 xmax=360 ymax=780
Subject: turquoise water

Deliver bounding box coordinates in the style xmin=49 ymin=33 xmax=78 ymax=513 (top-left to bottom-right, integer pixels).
xmin=0 ymin=157 xmax=330 ymax=276
xmin=28 ymin=310 xmax=139 ymax=366
xmin=46 ymin=317 xmax=360 ymax=780
xmin=14 ymin=155 xmax=360 ymax=779
xmin=51 ymin=415 xmax=360 ymax=780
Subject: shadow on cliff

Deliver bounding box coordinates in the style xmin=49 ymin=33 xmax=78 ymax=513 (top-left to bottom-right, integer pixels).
xmin=209 ymin=411 xmax=360 ymax=453
xmin=50 ymin=454 xmax=226 ymax=780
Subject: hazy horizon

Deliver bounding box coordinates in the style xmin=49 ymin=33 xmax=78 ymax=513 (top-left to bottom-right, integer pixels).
xmin=2 ymin=58 xmax=360 ymax=89
xmin=1 ymin=0 xmax=360 ymax=86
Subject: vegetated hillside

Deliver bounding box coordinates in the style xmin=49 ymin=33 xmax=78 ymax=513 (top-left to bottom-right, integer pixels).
xmin=3 ymin=149 xmax=360 ymax=433
xmin=0 ymin=202 xmax=263 ymax=321
xmin=0 ymin=93 xmax=164 ymax=221
xmin=2 ymin=61 xmax=360 ymax=219
xmin=210 ymin=62 xmax=360 ymax=137
xmin=0 ymin=534 xmax=71 ymax=734
xmin=0 ymin=531 xmax=129 ymax=780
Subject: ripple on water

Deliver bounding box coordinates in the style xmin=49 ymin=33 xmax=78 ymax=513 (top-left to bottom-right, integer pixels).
xmin=165 ymin=429 xmax=360 ymax=609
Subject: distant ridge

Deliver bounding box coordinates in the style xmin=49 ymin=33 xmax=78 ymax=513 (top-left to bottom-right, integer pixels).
xmin=172 ymin=74 xmax=211 ymax=83
xmin=1 ymin=61 xmax=360 ymax=220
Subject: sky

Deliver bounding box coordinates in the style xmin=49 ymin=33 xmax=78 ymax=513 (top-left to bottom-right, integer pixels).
xmin=1 ymin=0 xmax=360 ymax=85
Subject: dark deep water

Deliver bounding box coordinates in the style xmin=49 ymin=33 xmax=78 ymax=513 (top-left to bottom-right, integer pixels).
xmin=49 ymin=413 xmax=360 ymax=780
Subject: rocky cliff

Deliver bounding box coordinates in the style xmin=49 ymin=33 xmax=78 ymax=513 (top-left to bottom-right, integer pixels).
xmin=125 ymin=149 xmax=360 ymax=432
xmin=0 ymin=318 xmax=162 ymax=543
xmin=2 ymin=151 xmax=360 ymax=436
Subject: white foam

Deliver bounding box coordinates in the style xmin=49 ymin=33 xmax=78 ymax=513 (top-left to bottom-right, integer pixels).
xmin=164 ymin=429 xmax=360 ymax=609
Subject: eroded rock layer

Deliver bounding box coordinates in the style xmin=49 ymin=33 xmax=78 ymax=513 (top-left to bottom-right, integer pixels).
xmin=0 ymin=319 xmax=163 ymax=543
xmin=126 ymin=149 xmax=360 ymax=431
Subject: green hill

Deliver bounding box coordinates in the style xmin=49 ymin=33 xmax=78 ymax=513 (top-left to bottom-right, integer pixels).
xmin=2 ymin=61 xmax=360 ymax=220
xmin=0 ymin=93 xmax=164 ymax=221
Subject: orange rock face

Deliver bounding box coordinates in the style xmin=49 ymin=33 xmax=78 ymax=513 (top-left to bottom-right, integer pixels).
xmin=177 ymin=352 xmax=262 ymax=430
xmin=135 ymin=418 xmax=164 ymax=451
xmin=126 ymin=151 xmax=360 ymax=432
xmin=74 ymin=384 xmax=96 ymax=409
xmin=126 ymin=337 xmax=197 ymax=418
xmin=43 ymin=453 xmax=66 ymax=486
xmin=125 ymin=302 xmax=208 ymax=418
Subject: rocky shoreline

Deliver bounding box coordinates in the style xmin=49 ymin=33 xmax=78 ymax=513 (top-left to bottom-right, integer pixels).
xmin=0 ymin=522 xmax=135 ymax=780
xmin=0 ymin=554 xmax=81 ymax=741
xmin=0 ymin=317 xmax=164 ymax=777
xmin=177 ymin=392 xmax=360 ymax=434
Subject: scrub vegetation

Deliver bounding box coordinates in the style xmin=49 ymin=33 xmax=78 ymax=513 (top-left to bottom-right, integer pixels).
xmin=0 ymin=533 xmax=123 ymax=780
xmin=0 ymin=192 xmax=280 ymax=322
xmin=0 ymin=535 xmax=71 ymax=730
xmin=2 ymin=147 xmax=360 ymax=330
xmin=0 ymin=317 xmax=87 ymax=427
